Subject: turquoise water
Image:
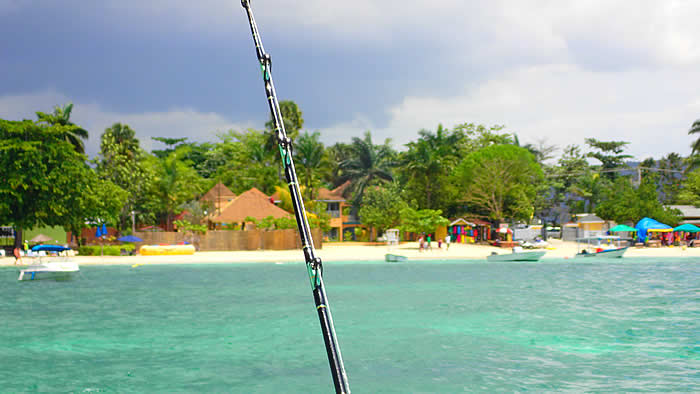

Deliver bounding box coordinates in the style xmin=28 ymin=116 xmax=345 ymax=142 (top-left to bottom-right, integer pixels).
xmin=1 ymin=258 xmax=699 ymax=392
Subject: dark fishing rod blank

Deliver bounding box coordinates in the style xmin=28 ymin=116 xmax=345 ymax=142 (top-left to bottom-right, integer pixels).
xmin=239 ymin=1 xmax=351 ymax=393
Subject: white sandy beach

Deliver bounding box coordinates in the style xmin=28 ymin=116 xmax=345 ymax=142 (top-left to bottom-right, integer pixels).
xmin=2 ymin=239 xmax=700 ymax=267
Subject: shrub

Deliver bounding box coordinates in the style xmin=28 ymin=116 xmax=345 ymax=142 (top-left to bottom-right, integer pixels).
xmin=78 ymin=244 xmax=135 ymax=256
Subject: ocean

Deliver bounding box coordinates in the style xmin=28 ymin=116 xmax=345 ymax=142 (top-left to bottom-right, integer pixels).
xmin=1 ymin=258 xmax=698 ymax=392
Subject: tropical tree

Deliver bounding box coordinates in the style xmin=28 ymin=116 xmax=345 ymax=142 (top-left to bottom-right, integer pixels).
xmin=149 ymin=148 xmax=207 ymax=231
xmin=658 ymin=152 xmax=684 ymax=203
xmin=678 ymin=168 xmax=700 ymax=206
xmin=265 ymin=100 xmax=304 ymax=149
xmin=358 ymin=183 xmax=407 ymax=240
xmin=454 ymin=144 xmax=543 ymax=222
xmin=0 ymin=119 xmax=123 ymax=248
xmin=151 ymin=136 xmax=188 ymax=159
xmin=400 ymin=124 xmax=463 ymax=210
xmin=596 ymin=176 xmax=681 ymax=226
xmin=295 ymin=131 xmax=329 ymax=200
xmin=399 ymin=207 xmax=449 ymax=235
xmin=208 ymin=129 xmax=279 ymax=195
xmin=689 ymin=118 xmax=700 ymax=154
xmin=584 ymin=138 xmax=632 ymax=179
xmin=35 ymin=103 xmax=89 ymax=153
xmin=338 ymin=131 xmax=395 ymax=207
xmin=96 ymin=123 xmax=154 ymax=230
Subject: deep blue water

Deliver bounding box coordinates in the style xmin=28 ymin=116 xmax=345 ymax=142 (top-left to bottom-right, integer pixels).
xmin=1 ymin=258 xmax=698 ymax=392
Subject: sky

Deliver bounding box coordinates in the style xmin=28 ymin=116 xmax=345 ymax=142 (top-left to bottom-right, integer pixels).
xmin=1 ymin=0 xmax=700 ymax=160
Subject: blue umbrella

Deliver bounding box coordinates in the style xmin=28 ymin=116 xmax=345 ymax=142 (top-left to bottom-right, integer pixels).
xmin=102 ymin=223 xmax=108 ymax=237
xmin=117 ymin=235 xmax=143 ymax=243
xmin=95 ymin=226 xmax=102 ymax=238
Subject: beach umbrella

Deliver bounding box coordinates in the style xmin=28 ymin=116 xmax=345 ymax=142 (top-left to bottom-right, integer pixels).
xmin=673 ymin=223 xmax=700 ymax=233
xmin=609 ymin=224 xmax=637 ymax=233
xmin=117 ymin=235 xmax=143 ymax=242
xmin=102 ymin=223 xmax=108 ymax=236
xmin=95 ymin=226 xmax=102 ymax=238
xmin=30 ymin=233 xmax=53 ymax=243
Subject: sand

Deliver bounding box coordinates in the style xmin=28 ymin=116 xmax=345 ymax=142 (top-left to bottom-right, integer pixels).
xmin=2 ymin=239 xmax=699 ymax=267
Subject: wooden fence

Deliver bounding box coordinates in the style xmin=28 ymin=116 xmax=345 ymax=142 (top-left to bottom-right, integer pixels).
xmin=133 ymin=228 xmax=322 ymax=251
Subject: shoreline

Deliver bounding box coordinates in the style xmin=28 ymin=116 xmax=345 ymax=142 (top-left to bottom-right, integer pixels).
xmin=2 ymin=239 xmax=700 ymax=266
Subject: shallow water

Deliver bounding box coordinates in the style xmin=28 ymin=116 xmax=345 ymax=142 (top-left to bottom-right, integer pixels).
xmin=1 ymin=258 xmax=698 ymax=392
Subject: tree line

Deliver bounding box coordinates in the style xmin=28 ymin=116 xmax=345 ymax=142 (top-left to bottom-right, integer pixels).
xmin=2 ymin=101 xmax=700 ymax=246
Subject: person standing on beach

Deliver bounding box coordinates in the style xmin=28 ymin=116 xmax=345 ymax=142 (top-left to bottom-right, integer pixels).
xmin=445 ymin=234 xmax=450 ymax=251
xmin=13 ymin=247 xmax=21 ymax=265
xmin=418 ymin=235 xmax=424 ymax=252
xmin=426 ymin=234 xmax=432 ymax=251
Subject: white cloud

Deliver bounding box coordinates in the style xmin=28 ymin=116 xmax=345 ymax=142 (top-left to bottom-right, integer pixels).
xmin=318 ymin=64 xmax=700 ymax=159
xmin=0 ymin=91 xmax=253 ymax=157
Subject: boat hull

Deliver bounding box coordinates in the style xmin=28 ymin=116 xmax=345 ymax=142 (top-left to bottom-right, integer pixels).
xmin=385 ymin=254 xmax=407 ymax=262
xmin=575 ymin=247 xmax=628 ymax=258
xmin=18 ymin=262 xmax=80 ymax=281
xmin=486 ymin=251 xmax=546 ymax=262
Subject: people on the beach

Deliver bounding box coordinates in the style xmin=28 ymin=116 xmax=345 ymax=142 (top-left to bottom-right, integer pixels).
xmin=426 ymin=234 xmax=432 ymax=251
xmin=418 ymin=235 xmax=424 ymax=252
xmin=444 ymin=234 xmax=450 ymax=251
xmin=13 ymin=247 xmax=21 ymax=265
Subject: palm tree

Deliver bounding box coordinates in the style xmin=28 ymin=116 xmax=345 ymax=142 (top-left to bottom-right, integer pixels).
xmin=338 ymin=131 xmax=395 ymax=207
xmin=402 ymin=124 xmax=462 ymax=208
xmin=36 ymin=103 xmax=89 ymax=153
xmin=295 ymin=131 xmax=328 ymax=200
xmin=689 ymin=119 xmax=700 ymax=154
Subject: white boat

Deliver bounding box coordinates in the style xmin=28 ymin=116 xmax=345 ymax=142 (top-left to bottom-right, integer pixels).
xmin=18 ymin=244 xmax=80 ymax=281
xmin=385 ymin=253 xmax=407 ymax=262
xmin=487 ymin=247 xmax=546 ymax=262
xmin=575 ymin=236 xmax=628 ymax=258
xmin=18 ymin=261 xmax=80 ymax=281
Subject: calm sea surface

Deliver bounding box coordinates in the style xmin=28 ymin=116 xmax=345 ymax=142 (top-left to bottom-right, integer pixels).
xmin=1 ymin=258 xmax=698 ymax=392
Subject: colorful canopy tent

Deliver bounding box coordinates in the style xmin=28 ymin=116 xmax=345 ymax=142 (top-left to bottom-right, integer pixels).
xmin=673 ymin=223 xmax=700 ymax=233
xmin=635 ymin=217 xmax=672 ymax=241
xmin=609 ymin=224 xmax=637 ymax=233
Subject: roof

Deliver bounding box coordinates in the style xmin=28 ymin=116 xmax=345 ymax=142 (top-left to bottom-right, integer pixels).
xmin=450 ymin=218 xmax=476 ymax=226
xmin=667 ymin=205 xmax=700 ymax=218
xmin=200 ymin=182 xmax=236 ymax=203
xmin=466 ymin=218 xmax=492 ymax=227
xmin=577 ymin=214 xmax=604 ymax=223
xmin=316 ymin=181 xmax=351 ymax=201
xmin=210 ymin=187 xmax=290 ymax=223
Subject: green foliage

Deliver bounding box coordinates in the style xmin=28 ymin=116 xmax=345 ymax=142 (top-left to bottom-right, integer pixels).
xmin=689 ymin=118 xmax=700 ymax=155
xmin=454 ymin=144 xmax=543 ymax=221
xmin=152 ymin=136 xmax=188 ymax=159
xmin=400 ymin=124 xmax=462 ymax=210
xmin=358 ymin=183 xmax=407 ymax=232
xmin=679 ymin=168 xmax=700 ymax=206
xmin=95 ymin=122 xmax=154 ymax=229
xmin=596 ymin=176 xmax=682 ymax=225
xmin=174 ymin=219 xmax=207 ymax=234
xmin=275 ymin=216 xmax=298 ymax=230
xmin=78 ymin=244 xmax=135 ymax=256
xmin=148 ymin=148 xmax=207 ymax=231
xmin=35 ymin=103 xmax=89 ymax=154
xmin=399 ymin=207 xmax=449 ymax=234
xmin=207 ymin=129 xmax=280 ymax=195
xmin=585 ymin=138 xmax=632 ymax=179
xmin=338 ymin=131 xmax=395 ymax=207
xmin=295 ymin=131 xmax=330 ymax=200
xmin=265 ymin=100 xmax=304 ymax=145
xmin=0 ymin=119 xmax=125 ymax=247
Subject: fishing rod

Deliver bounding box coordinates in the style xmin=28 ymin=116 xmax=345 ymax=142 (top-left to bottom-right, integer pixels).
xmin=239 ymin=1 xmax=351 ymax=392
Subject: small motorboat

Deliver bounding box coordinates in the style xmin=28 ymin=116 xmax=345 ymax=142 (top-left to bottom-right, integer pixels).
xmin=19 ymin=261 xmax=80 ymax=281
xmin=385 ymin=253 xmax=407 ymax=262
xmin=487 ymin=247 xmax=546 ymax=262
xmin=18 ymin=244 xmax=79 ymax=281
xmin=575 ymin=236 xmax=628 ymax=258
